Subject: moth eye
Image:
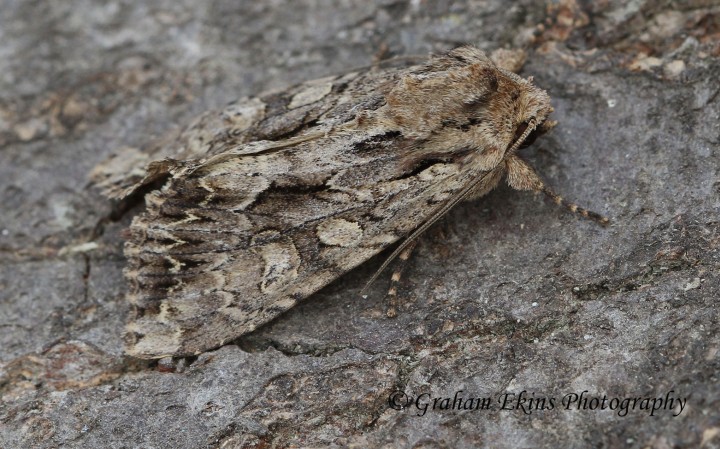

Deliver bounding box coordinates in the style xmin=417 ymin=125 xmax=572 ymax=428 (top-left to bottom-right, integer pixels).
xmin=513 ymin=120 xmax=545 ymax=149
xmin=513 ymin=121 xmax=529 ymax=144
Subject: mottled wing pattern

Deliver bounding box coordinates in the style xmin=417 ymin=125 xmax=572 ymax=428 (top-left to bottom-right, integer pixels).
xmin=125 ymin=131 xmax=488 ymax=358
xmin=90 ymin=68 xmax=404 ymax=200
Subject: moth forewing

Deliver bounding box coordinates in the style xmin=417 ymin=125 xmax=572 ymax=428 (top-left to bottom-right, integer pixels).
xmin=93 ymin=46 xmax=600 ymax=359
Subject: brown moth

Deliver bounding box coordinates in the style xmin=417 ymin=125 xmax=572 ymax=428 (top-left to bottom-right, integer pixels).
xmin=92 ymin=46 xmax=606 ymax=359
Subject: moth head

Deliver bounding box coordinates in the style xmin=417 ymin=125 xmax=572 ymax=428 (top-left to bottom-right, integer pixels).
xmin=486 ymin=70 xmax=556 ymax=158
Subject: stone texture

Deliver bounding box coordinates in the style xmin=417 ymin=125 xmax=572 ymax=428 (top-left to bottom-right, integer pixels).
xmin=1 ymin=0 xmax=718 ymax=448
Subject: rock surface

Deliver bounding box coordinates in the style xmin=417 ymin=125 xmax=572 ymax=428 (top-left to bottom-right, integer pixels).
xmin=1 ymin=1 xmax=718 ymax=448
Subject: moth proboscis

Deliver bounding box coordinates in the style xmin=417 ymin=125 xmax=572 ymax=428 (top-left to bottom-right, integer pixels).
xmin=91 ymin=46 xmax=608 ymax=359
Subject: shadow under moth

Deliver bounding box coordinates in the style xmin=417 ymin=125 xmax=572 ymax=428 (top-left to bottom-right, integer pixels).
xmin=92 ymin=46 xmax=607 ymax=359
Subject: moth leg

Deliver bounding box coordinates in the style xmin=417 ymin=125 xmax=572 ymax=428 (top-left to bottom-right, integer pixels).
xmin=385 ymin=239 xmax=419 ymax=318
xmin=505 ymin=155 xmax=610 ymax=225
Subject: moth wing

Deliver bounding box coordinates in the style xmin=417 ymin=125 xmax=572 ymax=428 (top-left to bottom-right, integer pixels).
xmin=88 ymin=98 xmax=263 ymax=200
xmin=125 ymin=132 xmax=479 ymax=358
xmin=116 ymin=45 xmax=527 ymax=358
xmin=90 ymin=70 xmax=399 ymax=200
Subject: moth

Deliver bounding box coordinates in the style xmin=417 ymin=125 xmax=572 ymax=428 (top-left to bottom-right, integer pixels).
xmin=92 ymin=46 xmax=607 ymax=359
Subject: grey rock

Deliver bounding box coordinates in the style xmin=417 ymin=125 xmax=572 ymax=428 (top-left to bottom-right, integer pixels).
xmin=1 ymin=1 xmax=718 ymax=448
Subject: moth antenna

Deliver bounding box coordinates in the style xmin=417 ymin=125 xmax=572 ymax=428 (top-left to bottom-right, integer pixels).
xmin=541 ymin=186 xmax=610 ymax=226
xmin=361 ymin=122 xmax=543 ymax=295
xmin=506 ymin=121 xmax=610 ymax=227
xmin=360 ymin=169 xmax=496 ymax=296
